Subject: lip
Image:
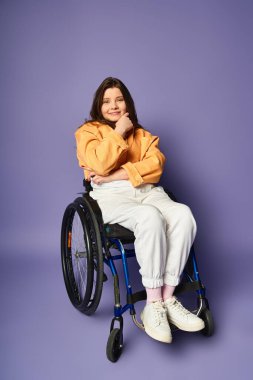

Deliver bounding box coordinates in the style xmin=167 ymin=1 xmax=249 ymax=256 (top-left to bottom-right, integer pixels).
xmin=109 ymin=112 xmax=121 ymax=115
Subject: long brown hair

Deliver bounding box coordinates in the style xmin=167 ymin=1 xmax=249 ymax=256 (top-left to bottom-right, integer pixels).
xmin=87 ymin=77 xmax=143 ymax=129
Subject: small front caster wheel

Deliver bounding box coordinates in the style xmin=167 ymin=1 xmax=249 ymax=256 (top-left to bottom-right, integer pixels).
xmin=106 ymin=328 xmax=123 ymax=362
xmin=199 ymin=308 xmax=214 ymax=337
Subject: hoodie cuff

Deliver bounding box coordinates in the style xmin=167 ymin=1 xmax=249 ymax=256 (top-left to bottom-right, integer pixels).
xmin=121 ymin=162 xmax=144 ymax=187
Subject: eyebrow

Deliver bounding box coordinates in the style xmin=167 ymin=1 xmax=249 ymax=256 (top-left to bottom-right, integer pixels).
xmin=103 ymin=96 xmax=124 ymax=100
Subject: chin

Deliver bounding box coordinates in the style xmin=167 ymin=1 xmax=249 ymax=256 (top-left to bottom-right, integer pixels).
xmin=107 ymin=116 xmax=120 ymax=122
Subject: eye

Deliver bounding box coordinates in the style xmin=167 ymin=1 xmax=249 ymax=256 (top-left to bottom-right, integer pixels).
xmin=102 ymin=99 xmax=110 ymax=104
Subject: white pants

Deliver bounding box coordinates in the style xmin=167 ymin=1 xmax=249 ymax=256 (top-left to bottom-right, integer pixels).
xmin=90 ymin=183 xmax=197 ymax=288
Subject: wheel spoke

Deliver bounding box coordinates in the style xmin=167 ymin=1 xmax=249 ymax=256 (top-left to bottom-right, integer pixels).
xmin=76 ymin=259 xmax=86 ymax=298
xmin=71 ymin=214 xmax=89 ymax=293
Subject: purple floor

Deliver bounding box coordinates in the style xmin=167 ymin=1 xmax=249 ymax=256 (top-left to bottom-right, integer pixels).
xmin=1 ymin=249 xmax=252 ymax=380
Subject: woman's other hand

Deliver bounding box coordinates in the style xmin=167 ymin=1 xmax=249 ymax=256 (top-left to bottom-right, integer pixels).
xmin=91 ymin=174 xmax=112 ymax=185
xmin=115 ymin=113 xmax=133 ymax=138
xmin=91 ymin=168 xmax=128 ymax=185
xmin=87 ymin=170 xmax=96 ymax=181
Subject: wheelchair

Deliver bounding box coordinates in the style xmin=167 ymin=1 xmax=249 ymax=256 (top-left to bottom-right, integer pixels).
xmin=61 ymin=180 xmax=214 ymax=362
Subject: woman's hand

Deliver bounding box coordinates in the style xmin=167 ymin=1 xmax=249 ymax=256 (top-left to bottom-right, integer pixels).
xmin=115 ymin=113 xmax=133 ymax=138
xmin=84 ymin=167 xmax=97 ymax=181
xmin=91 ymin=173 xmax=113 ymax=185
xmin=88 ymin=168 xmax=129 ymax=185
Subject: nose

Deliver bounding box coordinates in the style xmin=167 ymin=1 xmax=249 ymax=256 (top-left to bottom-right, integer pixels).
xmin=110 ymin=100 xmax=118 ymax=109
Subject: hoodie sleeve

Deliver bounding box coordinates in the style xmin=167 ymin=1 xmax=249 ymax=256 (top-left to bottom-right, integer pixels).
xmin=121 ymin=133 xmax=166 ymax=187
xmin=75 ymin=123 xmax=129 ymax=176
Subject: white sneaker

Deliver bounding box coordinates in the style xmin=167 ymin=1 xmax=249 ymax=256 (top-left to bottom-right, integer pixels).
xmin=164 ymin=296 xmax=205 ymax=332
xmin=140 ymin=300 xmax=172 ymax=343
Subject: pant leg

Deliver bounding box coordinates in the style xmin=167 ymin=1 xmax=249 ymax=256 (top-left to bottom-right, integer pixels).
xmin=90 ymin=186 xmax=168 ymax=288
xmin=142 ymin=186 xmax=197 ymax=286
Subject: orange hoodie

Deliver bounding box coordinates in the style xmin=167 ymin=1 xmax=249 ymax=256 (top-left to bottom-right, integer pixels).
xmin=75 ymin=121 xmax=166 ymax=187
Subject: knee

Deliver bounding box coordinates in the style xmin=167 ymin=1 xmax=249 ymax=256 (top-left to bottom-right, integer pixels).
xmin=168 ymin=203 xmax=197 ymax=239
xmin=176 ymin=204 xmax=197 ymax=237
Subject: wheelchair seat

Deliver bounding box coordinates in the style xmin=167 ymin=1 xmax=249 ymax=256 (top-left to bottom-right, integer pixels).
xmin=85 ymin=192 xmax=135 ymax=242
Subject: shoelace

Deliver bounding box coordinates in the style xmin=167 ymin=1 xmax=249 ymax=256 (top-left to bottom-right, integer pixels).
xmin=169 ymin=298 xmax=191 ymax=316
xmin=152 ymin=301 xmax=168 ymax=326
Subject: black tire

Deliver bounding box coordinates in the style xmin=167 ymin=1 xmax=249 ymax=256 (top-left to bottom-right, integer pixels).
xmin=61 ymin=197 xmax=104 ymax=315
xmin=199 ymin=308 xmax=214 ymax=337
xmin=106 ymin=328 xmax=123 ymax=363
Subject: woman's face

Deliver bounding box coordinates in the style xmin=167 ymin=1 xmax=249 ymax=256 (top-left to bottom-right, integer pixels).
xmin=101 ymin=87 xmax=127 ymax=122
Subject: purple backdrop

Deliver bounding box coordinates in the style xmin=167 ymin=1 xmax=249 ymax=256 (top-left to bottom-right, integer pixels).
xmin=1 ymin=0 xmax=252 ymax=379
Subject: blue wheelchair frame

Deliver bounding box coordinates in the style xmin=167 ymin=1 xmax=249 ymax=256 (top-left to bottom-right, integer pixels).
xmin=102 ymin=229 xmax=208 ymax=333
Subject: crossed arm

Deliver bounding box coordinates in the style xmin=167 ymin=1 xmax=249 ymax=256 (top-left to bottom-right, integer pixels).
xmin=75 ymin=123 xmax=165 ymax=187
xmin=86 ymin=167 xmax=129 ymax=185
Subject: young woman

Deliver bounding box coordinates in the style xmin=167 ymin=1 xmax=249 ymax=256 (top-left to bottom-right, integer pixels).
xmin=75 ymin=77 xmax=204 ymax=343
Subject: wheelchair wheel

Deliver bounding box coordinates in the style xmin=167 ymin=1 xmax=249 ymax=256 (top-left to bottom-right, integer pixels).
xmin=61 ymin=197 xmax=104 ymax=315
xmin=106 ymin=328 xmax=123 ymax=363
xmin=199 ymin=308 xmax=214 ymax=336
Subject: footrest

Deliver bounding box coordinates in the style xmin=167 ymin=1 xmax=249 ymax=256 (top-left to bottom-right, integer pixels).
xmin=127 ymin=290 xmax=147 ymax=305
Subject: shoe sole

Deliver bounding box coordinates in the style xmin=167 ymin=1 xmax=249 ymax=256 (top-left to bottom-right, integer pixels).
xmin=168 ymin=318 xmax=205 ymax=332
xmin=140 ymin=313 xmax=172 ymax=343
